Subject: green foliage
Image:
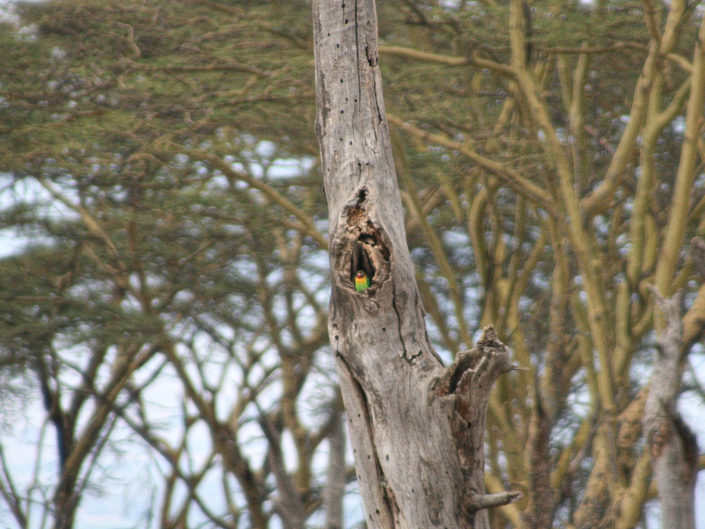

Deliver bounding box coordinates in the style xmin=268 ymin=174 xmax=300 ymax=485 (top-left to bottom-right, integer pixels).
xmin=0 ymin=0 xmax=703 ymax=528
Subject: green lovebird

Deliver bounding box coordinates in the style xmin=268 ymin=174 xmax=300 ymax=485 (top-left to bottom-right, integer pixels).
xmin=355 ymin=270 xmax=370 ymax=292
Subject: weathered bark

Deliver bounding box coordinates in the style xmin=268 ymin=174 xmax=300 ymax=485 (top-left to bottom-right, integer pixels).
xmin=643 ymin=289 xmax=698 ymax=529
xmin=313 ymin=1 xmax=520 ymax=527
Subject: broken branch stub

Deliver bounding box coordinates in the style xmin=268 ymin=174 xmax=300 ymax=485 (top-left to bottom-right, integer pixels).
xmin=433 ymin=326 xmax=521 ymax=516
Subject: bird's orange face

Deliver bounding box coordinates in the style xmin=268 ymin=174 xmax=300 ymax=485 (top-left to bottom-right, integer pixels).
xmin=356 ymin=271 xmax=365 ymax=279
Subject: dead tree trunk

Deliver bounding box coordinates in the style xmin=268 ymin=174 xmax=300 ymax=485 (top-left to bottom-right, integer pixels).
xmin=313 ymin=1 xmax=521 ymax=528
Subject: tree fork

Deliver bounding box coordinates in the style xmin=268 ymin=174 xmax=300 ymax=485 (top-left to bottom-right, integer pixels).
xmin=313 ymin=1 xmax=520 ymax=527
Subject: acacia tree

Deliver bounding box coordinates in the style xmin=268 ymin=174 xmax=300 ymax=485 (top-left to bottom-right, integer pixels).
xmin=1 ymin=0 xmax=704 ymax=528
xmin=314 ymin=0 xmax=704 ymax=528
xmin=379 ymin=2 xmax=705 ymax=527
xmin=0 ymin=3 xmax=341 ymax=528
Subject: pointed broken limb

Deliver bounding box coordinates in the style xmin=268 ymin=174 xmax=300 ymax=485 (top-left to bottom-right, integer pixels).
xmin=434 ymin=326 xmax=514 ymax=400
xmin=432 ymin=326 xmax=523 ymax=516
xmin=466 ymin=490 xmax=524 ymax=512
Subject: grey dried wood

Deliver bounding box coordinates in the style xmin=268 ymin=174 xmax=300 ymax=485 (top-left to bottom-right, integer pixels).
xmin=313 ymin=1 xmax=521 ymax=528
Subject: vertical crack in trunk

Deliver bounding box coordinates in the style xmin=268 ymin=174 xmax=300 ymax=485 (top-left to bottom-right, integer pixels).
xmin=335 ymin=351 xmax=398 ymax=528
xmin=354 ymin=0 xmax=362 ymax=101
xmin=391 ymin=279 xmax=408 ymax=360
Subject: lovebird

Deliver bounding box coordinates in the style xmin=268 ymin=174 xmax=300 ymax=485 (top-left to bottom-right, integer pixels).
xmin=355 ymin=270 xmax=371 ymax=292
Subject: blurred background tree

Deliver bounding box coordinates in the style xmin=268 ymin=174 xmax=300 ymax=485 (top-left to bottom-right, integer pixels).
xmin=0 ymin=1 xmax=703 ymax=528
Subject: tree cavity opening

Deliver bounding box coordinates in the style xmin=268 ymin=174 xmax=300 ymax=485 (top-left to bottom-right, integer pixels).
xmin=331 ymin=201 xmax=391 ymax=295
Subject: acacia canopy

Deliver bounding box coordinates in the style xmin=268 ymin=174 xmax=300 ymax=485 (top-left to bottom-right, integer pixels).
xmin=0 ymin=1 xmax=704 ymax=528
